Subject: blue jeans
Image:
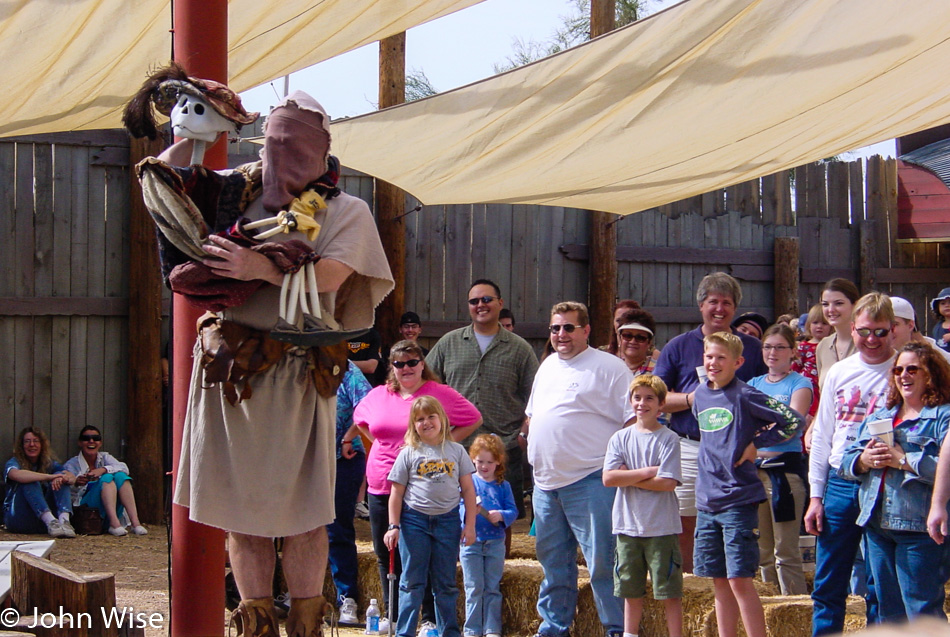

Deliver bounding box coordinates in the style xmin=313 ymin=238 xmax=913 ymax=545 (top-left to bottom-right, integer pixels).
xmin=533 ymin=471 xmax=622 ymax=636
xmin=460 ymin=538 xmax=505 ymax=636
xmin=81 ymin=472 xmax=130 ymax=528
xmin=865 ymin=523 xmax=949 ymax=623
xmin=4 ymin=481 xmax=72 ymax=534
xmin=812 ymin=475 xmax=876 ymax=636
xmin=397 ymin=505 xmax=462 ymax=637
xmin=327 ymin=453 xmax=365 ymax=602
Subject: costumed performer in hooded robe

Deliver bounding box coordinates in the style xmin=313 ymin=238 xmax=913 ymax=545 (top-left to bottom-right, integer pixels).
xmin=127 ymin=73 xmax=393 ymax=637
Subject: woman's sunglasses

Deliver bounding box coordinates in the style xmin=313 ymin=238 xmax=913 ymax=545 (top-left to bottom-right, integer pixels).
xmin=619 ymin=333 xmax=650 ymax=343
xmin=392 ymin=359 xmax=422 ymax=369
xmin=79 ymin=434 xmax=102 ymax=442
xmin=891 ymin=365 xmax=921 ymax=376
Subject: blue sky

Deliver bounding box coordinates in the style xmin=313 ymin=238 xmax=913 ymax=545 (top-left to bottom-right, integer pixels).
xmin=240 ymin=0 xmax=894 ymax=158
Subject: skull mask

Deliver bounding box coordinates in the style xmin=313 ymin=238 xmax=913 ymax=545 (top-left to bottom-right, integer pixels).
xmin=170 ymin=93 xmax=233 ymax=142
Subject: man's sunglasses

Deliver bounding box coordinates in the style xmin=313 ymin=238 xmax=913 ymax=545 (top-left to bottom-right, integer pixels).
xmin=468 ymin=296 xmax=498 ymax=306
xmin=392 ymin=359 xmax=423 ymax=369
xmin=855 ymin=327 xmax=890 ymax=338
xmin=80 ymin=434 xmax=102 ymax=442
xmin=891 ymin=365 xmax=921 ymax=376
xmin=549 ymin=324 xmax=583 ymax=334
xmin=620 ymin=333 xmax=650 ymax=343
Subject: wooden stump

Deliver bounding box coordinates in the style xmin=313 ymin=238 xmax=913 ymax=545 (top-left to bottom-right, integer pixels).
xmin=10 ymin=551 xmax=117 ymax=637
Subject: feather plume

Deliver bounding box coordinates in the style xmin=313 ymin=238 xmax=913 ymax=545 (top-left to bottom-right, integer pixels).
xmin=122 ymin=62 xmax=191 ymax=139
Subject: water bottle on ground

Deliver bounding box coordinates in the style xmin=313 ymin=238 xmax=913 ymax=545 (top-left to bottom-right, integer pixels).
xmin=365 ymin=598 xmax=380 ymax=635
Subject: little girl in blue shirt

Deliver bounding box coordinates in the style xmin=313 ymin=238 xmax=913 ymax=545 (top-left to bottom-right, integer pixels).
xmin=460 ymin=434 xmax=518 ymax=637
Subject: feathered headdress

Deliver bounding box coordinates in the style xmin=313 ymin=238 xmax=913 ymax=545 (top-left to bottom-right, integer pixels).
xmin=122 ymin=61 xmax=259 ymax=139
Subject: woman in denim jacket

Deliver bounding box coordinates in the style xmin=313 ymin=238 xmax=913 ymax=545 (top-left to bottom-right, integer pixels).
xmin=840 ymin=342 xmax=950 ymax=623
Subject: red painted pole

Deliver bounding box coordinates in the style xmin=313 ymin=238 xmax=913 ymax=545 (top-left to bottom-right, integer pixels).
xmin=170 ymin=1 xmax=228 ymax=635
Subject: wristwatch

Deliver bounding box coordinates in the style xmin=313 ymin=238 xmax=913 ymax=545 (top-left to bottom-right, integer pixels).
xmin=388 ymin=524 xmax=401 ymax=530
xmin=898 ymin=456 xmax=907 ymax=470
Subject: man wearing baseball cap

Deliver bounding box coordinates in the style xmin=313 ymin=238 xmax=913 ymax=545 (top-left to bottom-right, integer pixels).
xmin=397 ymin=311 xmax=427 ymax=355
xmin=889 ymin=296 xmax=950 ymax=363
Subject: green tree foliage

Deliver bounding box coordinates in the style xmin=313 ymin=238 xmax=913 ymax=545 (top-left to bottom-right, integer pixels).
xmin=406 ymin=68 xmax=438 ymax=101
xmin=493 ymin=0 xmax=646 ymax=73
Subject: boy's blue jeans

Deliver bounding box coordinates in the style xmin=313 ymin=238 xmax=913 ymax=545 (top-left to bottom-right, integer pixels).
xmin=397 ymin=505 xmax=462 ymax=637
xmin=4 ymin=481 xmax=72 ymax=534
xmin=460 ymin=537 xmax=505 ymax=636
xmin=533 ymin=470 xmax=622 ymax=636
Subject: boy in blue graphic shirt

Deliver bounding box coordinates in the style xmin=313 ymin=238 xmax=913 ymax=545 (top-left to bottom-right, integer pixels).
xmin=691 ymin=332 xmax=804 ymax=637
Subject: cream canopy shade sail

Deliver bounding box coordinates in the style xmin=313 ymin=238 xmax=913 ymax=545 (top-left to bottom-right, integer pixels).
xmin=331 ymin=0 xmax=950 ymax=216
xmin=0 ymin=0 xmax=482 ymax=137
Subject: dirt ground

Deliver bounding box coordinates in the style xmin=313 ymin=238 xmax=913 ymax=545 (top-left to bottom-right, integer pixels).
xmin=2 ymin=518 xmax=537 ymax=636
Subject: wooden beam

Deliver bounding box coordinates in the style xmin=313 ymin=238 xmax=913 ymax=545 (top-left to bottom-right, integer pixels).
xmin=375 ymin=32 xmax=407 ymax=349
xmin=587 ymin=0 xmax=618 ymax=346
xmin=11 ymin=552 xmax=118 ymax=637
xmin=126 ymin=136 xmax=165 ymax=525
xmin=560 ymin=244 xmax=773 ymax=265
xmin=0 ymin=297 xmax=128 ymax=315
xmin=774 ymin=237 xmax=800 ymax=318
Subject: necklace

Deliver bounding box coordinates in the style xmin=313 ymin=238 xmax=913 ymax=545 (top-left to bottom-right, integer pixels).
xmin=767 ymin=371 xmax=790 ymax=383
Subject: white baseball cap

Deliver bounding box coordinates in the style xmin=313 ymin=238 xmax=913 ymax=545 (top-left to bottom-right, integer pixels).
xmin=889 ymin=296 xmax=915 ymax=322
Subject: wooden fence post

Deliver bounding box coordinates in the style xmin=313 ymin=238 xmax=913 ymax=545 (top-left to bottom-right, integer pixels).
xmin=126 ymin=136 xmax=165 ymax=524
xmin=587 ymin=0 xmax=618 ymax=346
xmin=859 ymin=220 xmax=878 ymax=292
xmin=376 ymin=32 xmax=407 ymax=347
xmin=773 ymin=237 xmax=799 ymax=318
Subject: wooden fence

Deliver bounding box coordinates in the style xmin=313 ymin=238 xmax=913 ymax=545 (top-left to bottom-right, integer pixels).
xmin=2 ymin=128 xmax=948 ymax=506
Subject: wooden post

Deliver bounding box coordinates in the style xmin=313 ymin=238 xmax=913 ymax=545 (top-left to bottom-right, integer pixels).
xmin=773 ymin=237 xmax=799 ymax=318
xmin=860 ymin=219 xmax=878 ymax=292
xmin=126 ymin=137 xmax=165 ymax=525
xmin=588 ymin=0 xmax=618 ymax=346
xmin=376 ymin=32 xmax=407 ymax=348
xmin=11 ymin=552 xmax=117 ymax=637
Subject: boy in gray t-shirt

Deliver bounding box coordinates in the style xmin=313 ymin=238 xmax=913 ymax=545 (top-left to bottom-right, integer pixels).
xmin=603 ymin=374 xmax=683 ymax=637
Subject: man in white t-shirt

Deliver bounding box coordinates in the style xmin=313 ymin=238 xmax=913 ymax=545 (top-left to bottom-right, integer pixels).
xmin=525 ymin=301 xmax=631 ymax=637
xmin=805 ymin=292 xmax=896 ymax=636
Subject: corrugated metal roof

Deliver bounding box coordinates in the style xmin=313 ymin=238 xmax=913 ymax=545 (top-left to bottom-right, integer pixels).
xmin=900 ymin=138 xmax=950 ymax=189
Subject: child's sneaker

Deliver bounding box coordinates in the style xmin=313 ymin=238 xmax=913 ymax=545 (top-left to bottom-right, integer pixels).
xmin=339 ymin=596 xmax=359 ymax=625
xmin=418 ymin=621 xmax=437 ymax=637
xmin=59 ymin=519 xmax=77 ymax=538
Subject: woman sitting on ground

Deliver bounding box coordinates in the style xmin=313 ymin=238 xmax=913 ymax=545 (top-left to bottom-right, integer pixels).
xmin=4 ymin=427 xmax=76 ymax=538
xmin=64 ymin=426 xmax=147 ymax=536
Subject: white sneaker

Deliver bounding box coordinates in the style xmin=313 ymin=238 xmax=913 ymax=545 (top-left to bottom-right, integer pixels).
xmin=339 ymin=597 xmax=359 ymax=625
xmin=417 ymin=620 xmax=437 ymax=637
xmin=377 ymin=617 xmax=392 ymax=634
xmin=46 ymin=520 xmax=65 ymax=538
xmin=59 ymin=519 xmax=77 ymax=538
xmin=132 ymin=525 xmax=148 ymax=536
xmin=486 ymin=634 xmax=502 ymax=637
xmin=355 ymin=501 xmax=370 ymax=520
xmin=108 ymin=525 xmax=128 ymax=537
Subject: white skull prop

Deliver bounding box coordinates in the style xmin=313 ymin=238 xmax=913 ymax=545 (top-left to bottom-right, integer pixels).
xmin=170 ymin=93 xmax=233 ymax=142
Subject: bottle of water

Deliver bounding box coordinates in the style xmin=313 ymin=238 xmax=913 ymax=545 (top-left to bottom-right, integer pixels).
xmin=365 ymin=598 xmax=380 ymax=635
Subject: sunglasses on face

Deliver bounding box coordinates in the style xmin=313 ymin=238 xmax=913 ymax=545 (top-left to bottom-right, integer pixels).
xmin=620 ymin=333 xmax=650 ymax=343
xmin=392 ymin=359 xmax=422 ymax=369
xmin=467 ymin=296 xmax=498 ymax=306
xmin=891 ymin=365 xmax=921 ymax=376
xmin=855 ymin=327 xmax=890 ymax=338
xmin=549 ymin=324 xmax=583 ymax=334
xmin=80 ymin=434 xmax=102 ymax=442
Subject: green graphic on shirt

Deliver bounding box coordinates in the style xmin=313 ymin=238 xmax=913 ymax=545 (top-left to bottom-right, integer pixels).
xmin=698 ymin=407 xmax=733 ymax=432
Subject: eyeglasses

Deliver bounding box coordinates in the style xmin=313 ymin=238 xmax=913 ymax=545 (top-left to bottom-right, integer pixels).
xmin=620 ymin=333 xmax=650 ymax=343
xmin=392 ymin=359 xmax=422 ymax=369
xmin=762 ymin=344 xmax=791 ymax=351
xmin=855 ymin=327 xmax=890 ymax=338
xmin=79 ymin=434 xmax=102 ymax=442
xmin=468 ymin=296 xmax=498 ymax=306
xmin=891 ymin=365 xmax=921 ymax=376
xmin=22 ymin=439 xmax=40 ymax=446
xmin=550 ymin=324 xmax=583 ymax=334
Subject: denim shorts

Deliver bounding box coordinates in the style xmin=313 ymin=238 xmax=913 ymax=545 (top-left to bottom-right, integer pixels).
xmin=693 ymin=503 xmax=760 ymax=579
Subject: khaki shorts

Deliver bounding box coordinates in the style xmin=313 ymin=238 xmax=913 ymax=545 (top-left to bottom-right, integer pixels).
xmin=674 ymin=438 xmax=700 ymax=516
xmin=613 ymin=533 xmax=683 ymax=600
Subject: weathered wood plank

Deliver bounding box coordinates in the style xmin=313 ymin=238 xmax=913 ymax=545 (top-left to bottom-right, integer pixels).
xmin=68 ymin=316 xmax=89 ymax=438
xmin=794 ymin=165 xmax=809 ymax=218
xmin=104 ymin=166 xmax=128 ymax=297
xmin=49 ymin=317 xmax=71 ymax=453
xmin=806 ymin=162 xmax=827 ymax=219
xmin=13 ymin=317 xmax=34 ymax=432
xmin=33 ymin=144 xmax=54 ymax=298
xmin=0 ymin=143 xmax=15 ymax=298
xmin=827 ymin=161 xmax=850 ymax=227
xmin=51 ymin=145 xmax=73 ymax=297
xmin=0 ymin=297 xmax=128 ymax=315
xmin=15 ymin=143 xmax=35 ymax=298
xmin=70 ymin=146 xmax=90 ymax=297
xmin=558 ymin=244 xmax=774 ymax=265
